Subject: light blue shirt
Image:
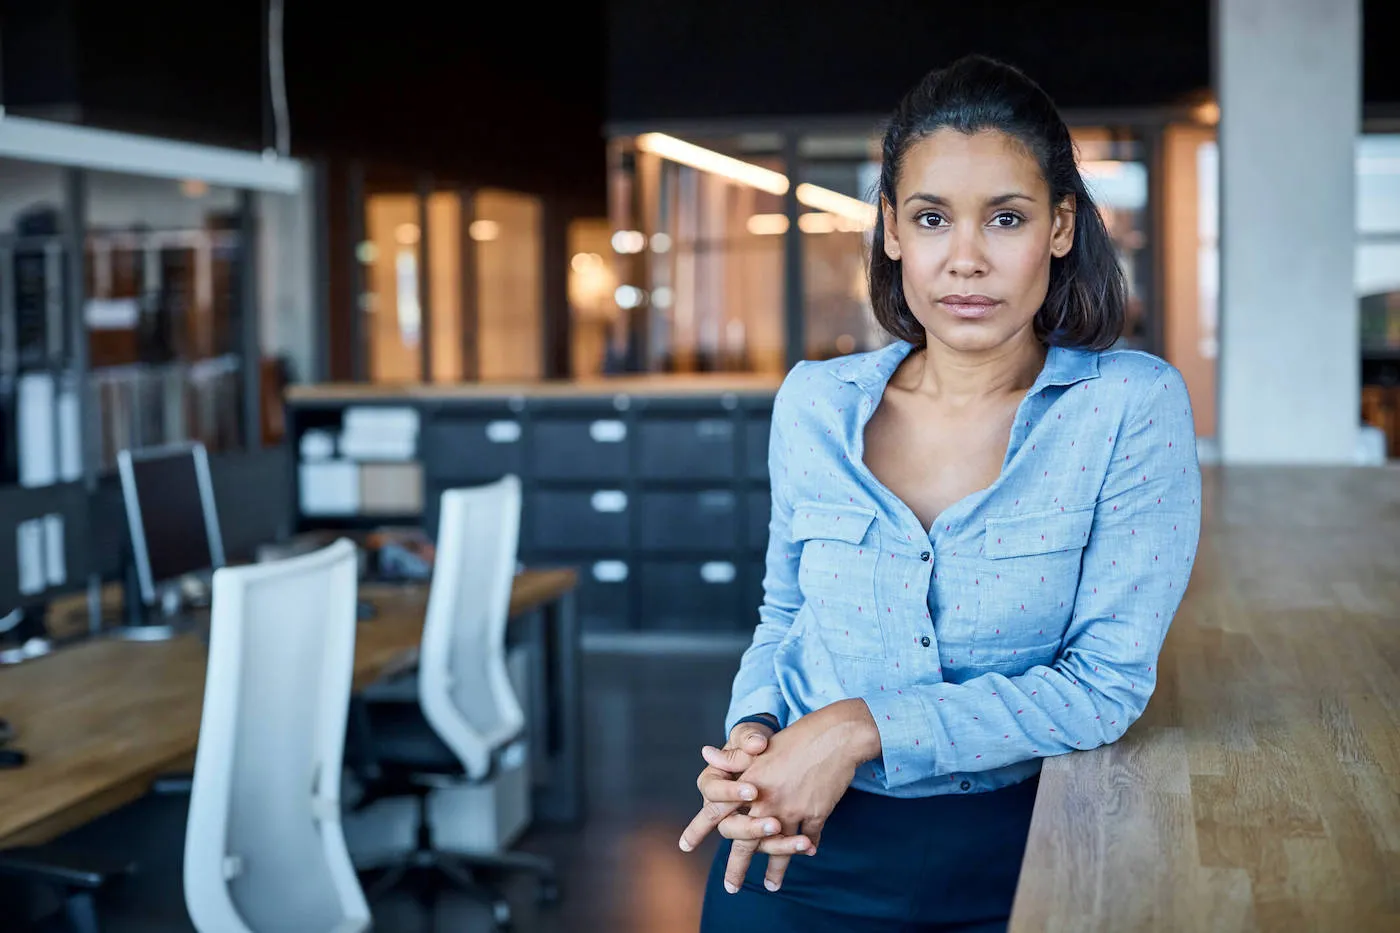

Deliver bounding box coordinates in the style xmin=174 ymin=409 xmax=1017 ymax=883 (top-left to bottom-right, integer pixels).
xmin=726 ymin=339 xmax=1202 ymax=797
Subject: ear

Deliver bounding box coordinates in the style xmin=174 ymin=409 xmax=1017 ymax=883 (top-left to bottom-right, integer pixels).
xmin=881 ymin=195 xmax=902 ymax=261
xmin=1050 ymin=194 xmax=1076 ymax=258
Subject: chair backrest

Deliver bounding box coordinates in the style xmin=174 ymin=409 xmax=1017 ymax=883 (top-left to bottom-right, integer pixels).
xmin=417 ymin=475 xmax=525 ymax=780
xmin=184 ymin=539 xmax=369 ymax=933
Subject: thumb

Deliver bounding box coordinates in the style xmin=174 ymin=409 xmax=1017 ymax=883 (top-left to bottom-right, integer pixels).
xmin=741 ymin=730 xmax=770 ymax=754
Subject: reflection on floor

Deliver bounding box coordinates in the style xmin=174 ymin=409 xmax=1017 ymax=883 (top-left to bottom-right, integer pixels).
xmin=32 ymin=651 xmax=741 ymax=933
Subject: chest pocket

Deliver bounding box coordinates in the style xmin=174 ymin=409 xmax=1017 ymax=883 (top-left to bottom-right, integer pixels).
xmin=792 ymin=502 xmax=884 ymax=660
xmin=975 ymin=505 xmax=1093 ymax=661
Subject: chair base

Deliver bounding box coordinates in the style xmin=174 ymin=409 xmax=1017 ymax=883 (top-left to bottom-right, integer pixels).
xmin=0 ymin=846 xmax=136 ymax=933
xmin=358 ymin=850 xmax=517 ymax=930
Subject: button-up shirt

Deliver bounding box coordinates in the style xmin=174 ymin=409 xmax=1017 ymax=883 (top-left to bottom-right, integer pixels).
xmin=725 ymin=339 xmax=1202 ymax=797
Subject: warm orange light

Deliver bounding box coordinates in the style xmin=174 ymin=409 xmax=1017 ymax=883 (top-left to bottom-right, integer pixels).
xmin=636 ymin=133 xmax=790 ymax=195
xmin=637 ymin=134 xmax=877 ymax=229
xmin=746 ymin=213 xmax=790 ymax=236
xmin=794 ymin=184 xmax=877 ymax=227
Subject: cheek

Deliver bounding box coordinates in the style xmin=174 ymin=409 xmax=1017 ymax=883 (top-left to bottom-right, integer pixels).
xmin=997 ymin=240 xmax=1053 ymax=306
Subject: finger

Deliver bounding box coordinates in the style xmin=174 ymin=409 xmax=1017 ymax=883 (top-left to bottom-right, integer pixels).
xmin=694 ymin=773 xmax=758 ymax=806
xmin=800 ymin=815 xmax=826 ymax=854
xmin=716 ymin=812 xmax=784 ymax=841
xmin=734 ymin=728 xmax=771 ymax=755
xmin=723 ymin=839 xmax=759 ymax=894
xmin=763 ymin=821 xmax=806 ymax=892
xmin=756 ymin=834 xmax=813 ymax=856
xmin=702 ymin=744 xmax=756 ymax=774
xmin=679 ymin=796 xmax=744 ymax=852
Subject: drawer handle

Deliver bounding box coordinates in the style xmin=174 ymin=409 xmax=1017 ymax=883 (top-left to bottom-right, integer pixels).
xmin=696 ymin=419 xmax=734 ymax=439
xmin=590 ymin=490 xmax=628 ymax=513
xmin=698 ymin=491 xmax=735 ymax=511
xmin=700 ymin=561 xmax=736 ymax=584
xmin=485 ymin=420 xmax=522 ymax=443
xmin=593 ymin=560 xmax=629 ymax=583
xmin=589 ymin=419 xmax=627 ymax=443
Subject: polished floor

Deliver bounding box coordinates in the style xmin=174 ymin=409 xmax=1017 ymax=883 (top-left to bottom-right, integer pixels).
xmin=29 ymin=649 xmax=741 ymax=933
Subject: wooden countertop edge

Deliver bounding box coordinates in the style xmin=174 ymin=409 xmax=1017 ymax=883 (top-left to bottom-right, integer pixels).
xmin=286 ymin=375 xmax=785 ymax=402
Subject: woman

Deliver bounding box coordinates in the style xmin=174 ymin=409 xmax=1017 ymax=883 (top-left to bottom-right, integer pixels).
xmin=678 ymin=55 xmax=1202 ymax=932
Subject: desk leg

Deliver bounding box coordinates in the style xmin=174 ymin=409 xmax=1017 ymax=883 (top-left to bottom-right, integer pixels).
xmin=524 ymin=609 xmax=550 ymax=784
xmin=533 ymin=589 xmax=583 ymax=826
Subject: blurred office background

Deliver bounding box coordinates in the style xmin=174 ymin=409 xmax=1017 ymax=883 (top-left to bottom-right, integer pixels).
xmin=2 ymin=1 xmax=1399 ymax=931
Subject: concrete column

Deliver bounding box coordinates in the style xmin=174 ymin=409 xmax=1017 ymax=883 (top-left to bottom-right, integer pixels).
xmin=1216 ymin=0 xmax=1361 ymax=463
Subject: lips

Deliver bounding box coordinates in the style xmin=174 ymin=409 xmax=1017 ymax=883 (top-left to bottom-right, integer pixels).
xmin=938 ymin=295 xmax=1001 ymax=319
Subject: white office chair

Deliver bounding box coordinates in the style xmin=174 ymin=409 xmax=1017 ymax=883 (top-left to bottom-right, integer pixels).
xmin=347 ymin=475 xmax=557 ymax=929
xmin=184 ymin=539 xmax=369 ymax=933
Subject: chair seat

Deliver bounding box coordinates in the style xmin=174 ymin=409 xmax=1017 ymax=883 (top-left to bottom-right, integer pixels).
xmin=363 ymin=699 xmax=465 ymax=776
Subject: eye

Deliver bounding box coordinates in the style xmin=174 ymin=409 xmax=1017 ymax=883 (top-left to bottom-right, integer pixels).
xmin=915 ymin=211 xmax=948 ymax=228
xmin=990 ymin=212 xmax=1024 ymax=228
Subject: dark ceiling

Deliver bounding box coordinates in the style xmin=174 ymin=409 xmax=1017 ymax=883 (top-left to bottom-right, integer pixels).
xmin=2 ymin=0 xmax=1397 ymax=209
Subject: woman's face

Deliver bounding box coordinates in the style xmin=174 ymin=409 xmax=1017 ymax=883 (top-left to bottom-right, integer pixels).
xmin=881 ymin=128 xmax=1076 ymax=355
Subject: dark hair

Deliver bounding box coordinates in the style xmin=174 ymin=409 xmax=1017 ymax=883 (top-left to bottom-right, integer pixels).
xmin=868 ymin=55 xmax=1126 ymax=350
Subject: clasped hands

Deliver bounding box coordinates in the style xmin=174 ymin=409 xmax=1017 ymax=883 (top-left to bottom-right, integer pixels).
xmin=677 ymin=698 xmax=881 ymax=894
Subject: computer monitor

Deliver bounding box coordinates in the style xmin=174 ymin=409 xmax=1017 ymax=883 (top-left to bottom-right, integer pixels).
xmin=117 ymin=443 xmax=224 ymax=637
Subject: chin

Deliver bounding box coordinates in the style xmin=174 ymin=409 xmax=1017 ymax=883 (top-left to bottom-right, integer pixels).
xmin=922 ymin=319 xmax=1013 ymax=354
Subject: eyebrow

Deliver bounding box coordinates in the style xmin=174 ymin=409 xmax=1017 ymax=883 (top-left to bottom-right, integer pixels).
xmin=902 ymin=192 xmax=1037 ymax=208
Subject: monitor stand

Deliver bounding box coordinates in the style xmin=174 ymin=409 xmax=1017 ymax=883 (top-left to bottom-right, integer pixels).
xmin=112 ymin=563 xmax=200 ymax=642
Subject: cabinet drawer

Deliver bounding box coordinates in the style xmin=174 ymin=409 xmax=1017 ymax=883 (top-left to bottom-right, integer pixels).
xmin=527 ymin=490 xmax=630 ymax=552
xmin=530 ymin=418 xmax=630 ymax=480
xmin=576 ymin=559 xmax=633 ymax=632
xmin=745 ymin=417 xmax=772 ymax=480
xmin=638 ymin=560 xmax=742 ymax=632
xmin=640 ymin=490 xmax=738 ymax=552
xmin=420 ymin=416 xmax=524 ymax=481
xmin=638 ymin=418 xmax=736 ymax=480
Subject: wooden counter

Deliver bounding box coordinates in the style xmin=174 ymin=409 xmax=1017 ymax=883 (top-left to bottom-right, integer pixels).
xmin=285 ymin=372 xmax=784 ymax=403
xmin=1011 ymin=466 xmax=1400 ymax=932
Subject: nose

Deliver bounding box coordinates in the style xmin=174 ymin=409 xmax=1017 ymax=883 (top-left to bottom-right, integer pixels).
xmin=947 ymin=224 xmax=989 ymax=278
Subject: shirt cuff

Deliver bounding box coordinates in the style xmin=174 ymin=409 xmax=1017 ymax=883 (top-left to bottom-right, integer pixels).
xmin=725 ymin=686 xmax=788 ymax=738
xmin=860 ymin=689 xmax=945 ymax=789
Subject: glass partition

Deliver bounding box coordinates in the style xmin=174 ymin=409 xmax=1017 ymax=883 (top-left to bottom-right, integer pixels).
xmin=606 ymin=134 xmax=788 ymax=374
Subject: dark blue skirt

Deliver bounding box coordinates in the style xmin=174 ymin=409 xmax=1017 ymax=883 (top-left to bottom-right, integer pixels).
xmin=700 ymin=775 xmax=1038 ymax=933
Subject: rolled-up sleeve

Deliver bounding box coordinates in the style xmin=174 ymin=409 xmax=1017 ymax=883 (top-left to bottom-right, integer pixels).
xmin=862 ymin=366 xmax=1202 ymax=788
xmin=724 ymin=363 xmax=809 ymax=737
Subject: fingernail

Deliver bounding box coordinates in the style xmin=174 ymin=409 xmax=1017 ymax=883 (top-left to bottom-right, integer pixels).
xmin=764 ymin=880 xmax=780 ymax=892
xmin=724 ymin=881 xmax=739 ymax=895
xmin=678 ymin=837 xmax=692 ymax=852
xmin=806 ymin=849 xmax=817 ymax=857
xmin=739 ymin=786 xmax=756 ymax=801
xmin=764 ymin=822 xmax=779 ymax=835
xmin=794 ymin=839 xmax=808 ymax=851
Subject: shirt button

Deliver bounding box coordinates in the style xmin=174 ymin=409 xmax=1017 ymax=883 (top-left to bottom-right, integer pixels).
xmin=920 ymin=551 xmax=931 ymax=562
xmin=921 ymin=636 xmax=931 ymax=647
xmin=960 ymin=780 xmax=971 ymax=791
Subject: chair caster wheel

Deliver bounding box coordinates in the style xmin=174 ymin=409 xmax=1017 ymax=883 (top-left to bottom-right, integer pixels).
xmin=537 ymin=876 xmax=561 ymax=906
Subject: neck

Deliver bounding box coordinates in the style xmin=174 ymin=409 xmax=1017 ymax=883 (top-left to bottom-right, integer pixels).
xmin=910 ymin=330 xmax=1046 ymax=404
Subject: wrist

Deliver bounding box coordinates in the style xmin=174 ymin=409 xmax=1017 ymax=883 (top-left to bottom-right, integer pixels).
xmin=827 ymin=698 xmax=882 ymax=766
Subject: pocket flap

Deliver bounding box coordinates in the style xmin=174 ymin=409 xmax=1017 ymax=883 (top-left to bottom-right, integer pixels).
xmin=985 ymin=506 xmax=1093 ymax=559
xmin=791 ymin=502 xmax=876 ymax=545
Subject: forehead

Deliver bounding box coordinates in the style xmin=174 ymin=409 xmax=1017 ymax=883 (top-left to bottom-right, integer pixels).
xmin=896 ymin=128 xmax=1047 ymax=199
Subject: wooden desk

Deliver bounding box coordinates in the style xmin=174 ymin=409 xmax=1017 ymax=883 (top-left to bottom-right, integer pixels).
xmin=1011 ymin=467 xmax=1400 ymax=932
xmin=0 ymin=568 xmax=579 ymax=849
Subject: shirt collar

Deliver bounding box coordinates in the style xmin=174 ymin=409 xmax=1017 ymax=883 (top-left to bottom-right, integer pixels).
xmin=833 ymin=339 xmax=1101 ymax=396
